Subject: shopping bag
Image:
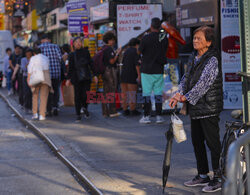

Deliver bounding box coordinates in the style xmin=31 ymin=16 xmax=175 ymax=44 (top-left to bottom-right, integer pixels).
xmin=63 ymin=85 xmax=75 ymax=106
xmin=29 ymin=70 xmax=45 ymax=86
xmin=171 ymin=113 xmax=187 ymax=143
xmin=2 ymin=76 xmax=6 ymax=88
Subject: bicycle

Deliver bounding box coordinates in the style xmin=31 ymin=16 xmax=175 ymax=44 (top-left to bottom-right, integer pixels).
xmin=220 ymin=110 xmax=248 ymax=194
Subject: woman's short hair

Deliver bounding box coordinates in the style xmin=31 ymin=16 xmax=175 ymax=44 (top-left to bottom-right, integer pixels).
xmin=25 ymin=48 xmax=33 ymax=54
xmin=73 ymin=37 xmax=82 ymax=44
xmin=62 ymin=44 xmax=70 ymax=53
xmin=103 ymin=31 xmax=116 ymax=44
xmin=128 ymin=38 xmax=140 ymax=47
xmin=6 ymin=48 xmax=11 ymax=53
xmin=194 ymin=26 xmax=215 ymax=49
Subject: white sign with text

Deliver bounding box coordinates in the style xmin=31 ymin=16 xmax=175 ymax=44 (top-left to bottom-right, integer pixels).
xmin=221 ymin=0 xmax=242 ymax=109
xmin=117 ymin=4 xmax=162 ymax=48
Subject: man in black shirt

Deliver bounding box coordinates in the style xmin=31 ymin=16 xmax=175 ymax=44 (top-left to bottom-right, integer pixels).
xmin=139 ymin=17 xmax=168 ymax=124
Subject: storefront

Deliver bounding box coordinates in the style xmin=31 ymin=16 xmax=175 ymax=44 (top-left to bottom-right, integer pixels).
xmin=176 ymin=0 xmax=220 ymax=54
xmin=46 ymin=8 xmax=69 ymax=45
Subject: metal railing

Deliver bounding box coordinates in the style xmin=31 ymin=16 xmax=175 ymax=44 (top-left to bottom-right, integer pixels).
xmin=223 ymin=130 xmax=250 ymax=195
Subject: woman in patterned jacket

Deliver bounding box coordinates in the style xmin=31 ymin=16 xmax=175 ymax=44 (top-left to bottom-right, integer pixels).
xmin=169 ymin=26 xmax=223 ymax=193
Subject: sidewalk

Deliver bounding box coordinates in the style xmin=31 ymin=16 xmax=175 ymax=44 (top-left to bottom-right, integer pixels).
xmin=0 ymin=95 xmax=86 ymax=195
xmin=0 ymin=88 xmax=232 ymax=194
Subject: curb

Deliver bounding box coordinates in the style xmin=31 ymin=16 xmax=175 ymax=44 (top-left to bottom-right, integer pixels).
xmin=0 ymin=92 xmax=103 ymax=195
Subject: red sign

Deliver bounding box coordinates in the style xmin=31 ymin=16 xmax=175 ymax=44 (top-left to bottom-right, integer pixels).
xmin=225 ymin=73 xmax=241 ymax=82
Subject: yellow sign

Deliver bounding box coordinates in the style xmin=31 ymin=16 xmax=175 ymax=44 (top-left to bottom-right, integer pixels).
xmin=0 ymin=14 xmax=4 ymax=30
xmin=27 ymin=9 xmax=38 ymax=30
xmin=31 ymin=9 xmax=38 ymax=30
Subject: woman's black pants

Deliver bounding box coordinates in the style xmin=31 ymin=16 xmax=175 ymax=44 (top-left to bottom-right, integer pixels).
xmin=191 ymin=116 xmax=221 ymax=175
xmin=73 ymin=80 xmax=91 ymax=116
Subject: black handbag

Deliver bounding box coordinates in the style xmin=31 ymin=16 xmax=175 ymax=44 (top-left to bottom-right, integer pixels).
xmin=74 ymin=52 xmax=91 ymax=81
xmin=60 ymin=60 xmax=66 ymax=81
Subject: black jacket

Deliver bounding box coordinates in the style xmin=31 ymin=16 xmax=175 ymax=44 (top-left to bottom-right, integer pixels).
xmin=67 ymin=48 xmax=95 ymax=84
xmin=183 ymin=49 xmax=223 ymax=118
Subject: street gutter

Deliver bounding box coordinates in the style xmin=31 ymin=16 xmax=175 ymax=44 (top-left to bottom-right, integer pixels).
xmin=0 ymin=92 xmax=103 ymax=195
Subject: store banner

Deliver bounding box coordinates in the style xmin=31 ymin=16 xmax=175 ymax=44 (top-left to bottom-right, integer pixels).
xmin=221 ymin=0 xmax=242 ymax=109
xmin=90 ymin=2 xmax=109 ymax=22
xmin=0 ymin=14 xmax=4 ymax=30
xmin=66 ymin=0 xmax=87 ymax=15
xmin=68 ymin=15 xmax=88 ymax=33
xmin=117 ymin=4 xmax=162 ymax=48
xmin=0 ymin=14 xmax=5 ymax=30
xmin=67 ymin=0 xmax=88 ymax=33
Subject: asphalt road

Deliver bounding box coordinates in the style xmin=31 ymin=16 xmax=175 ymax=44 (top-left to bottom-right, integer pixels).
xmin=0 ymin=98 xmax=86 ymax=195
xmin=1 ymin=88 xmax=232 ymax=194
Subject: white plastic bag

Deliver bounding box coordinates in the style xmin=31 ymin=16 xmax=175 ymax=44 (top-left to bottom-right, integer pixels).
xmin=2 ymin=76 xmax=6 ymax=88
xmin=29 ymin=70 xmax=44 ymax=86
xmin=171 ymin=113 xmax=187 ymax=143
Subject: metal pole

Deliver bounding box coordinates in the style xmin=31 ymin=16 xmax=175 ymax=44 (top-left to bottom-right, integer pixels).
xmin=239 ymin=0 xmax=250 ymax=125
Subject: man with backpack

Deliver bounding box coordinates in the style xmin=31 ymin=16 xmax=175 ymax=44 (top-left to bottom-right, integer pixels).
xmin=139 ymin=17 xmax=168 ymax=124
xmin=95 ymin=31 xmax=122 ymax=117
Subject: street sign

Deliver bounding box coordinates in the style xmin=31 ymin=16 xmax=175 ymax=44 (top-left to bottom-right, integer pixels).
xmin=68 ymin=15 xmax=88 ymax=33
xmin=66 ymin=0 xmax=87 ymax=15
xmin=239 ymin=0 xmax=250 ymax=124
xmin=66 ymin=0 xmax=89 ymax=34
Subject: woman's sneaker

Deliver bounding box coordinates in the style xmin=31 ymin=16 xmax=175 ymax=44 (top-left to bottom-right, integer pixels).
xmin=39 ymin=115 xmax=46 ymax=121
xmin=184 ymin=175 xmax=210 ymax=187
xmin=156 ymin=115 xmax=164 ymax=124
xmin=32 ymin=113 xmax=38 ymax=120
xmin=202 ymin=178 xmax=221 ymax=193
xmin=139 ymin=116 xmax=151 ymax=124
xmin=110 ymin=113 xmax=121 ymax=118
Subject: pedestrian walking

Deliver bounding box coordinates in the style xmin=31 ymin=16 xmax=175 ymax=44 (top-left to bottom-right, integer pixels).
xmin=62 ymin=44 xmax=70 ymax=69
xmin=27 ymin=48 xmax=52 ymax=121
xmin=59 ymin=44 xmax=71 ymax=107
xmin=21 ymin=48 xmax=33 ymax=112
xmin=66 ymin=37 xmax=98 ymax=122
xmin=39 ymin=34 xmax=62 ymax=116
xmin=9 ymin=45 xmax=22 ymax=95
xmin=3 ymin=48 xmax=12 ymax=95
xmin=101 ymin=31 xmax=122 ymax=117
xmin=120 ymin=38 xmax=141 ymax=116
xmin=169 ymin=26 xmax=223 ymax=193
xmin=138 ymin=17 xmax=168 ymax=124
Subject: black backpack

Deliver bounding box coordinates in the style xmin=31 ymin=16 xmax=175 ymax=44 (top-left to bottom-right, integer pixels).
xmin=92 ymin=45 xmax=108 ymax=75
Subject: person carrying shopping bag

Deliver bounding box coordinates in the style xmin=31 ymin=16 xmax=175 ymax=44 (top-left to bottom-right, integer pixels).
xmin=169 ymin=26 xmax=223 ymax=193
xmin=27 ymin=48 xmax=52 ymax=121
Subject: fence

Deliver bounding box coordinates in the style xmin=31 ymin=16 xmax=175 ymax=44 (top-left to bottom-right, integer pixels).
xmin=223 ymin=130 xmax=250 ymax=195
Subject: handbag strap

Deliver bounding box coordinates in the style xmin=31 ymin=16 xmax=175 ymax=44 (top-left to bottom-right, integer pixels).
xmin=73 ymin=52 xmax=78 ymax=69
